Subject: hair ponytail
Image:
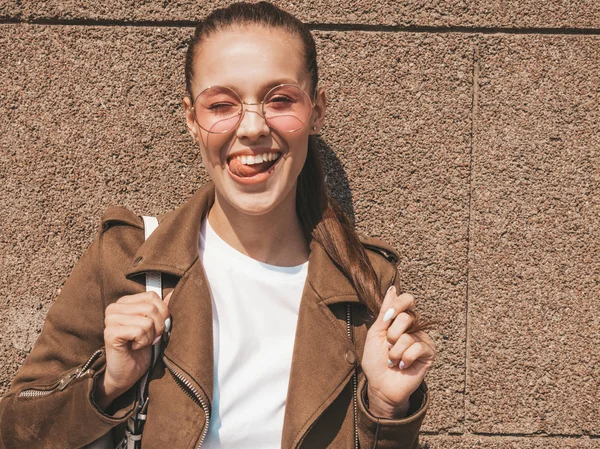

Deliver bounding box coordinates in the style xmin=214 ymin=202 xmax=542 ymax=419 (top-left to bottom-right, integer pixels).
xmin=298 ymin=137 xmax=431 ymax=331
xmin=185 ymin=1 xmax=432 ymax=331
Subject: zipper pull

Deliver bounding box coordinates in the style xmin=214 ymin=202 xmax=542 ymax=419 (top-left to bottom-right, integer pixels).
xmin=57 ymin=369 xmax=81 ymax=391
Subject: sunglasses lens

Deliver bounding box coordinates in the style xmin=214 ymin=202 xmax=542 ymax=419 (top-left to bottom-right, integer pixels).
xmin=194 ymin=86 xmax=242 ymax=133
xmin=264 ymin=85 xmax=313 ymax=132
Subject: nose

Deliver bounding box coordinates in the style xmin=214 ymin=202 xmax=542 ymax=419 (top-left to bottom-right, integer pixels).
xmin=236 ymin=102 xmax=270 ymax=140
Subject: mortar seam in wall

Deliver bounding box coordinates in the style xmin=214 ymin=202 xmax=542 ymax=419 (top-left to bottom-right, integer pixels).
xmin=471 ymin=431 xmax=597 ymax=439
xmin=1 ymin=17 xmax=600 ymax=35
xmin=463 ymin=40 xmax=479 ymax=434
xmin=421 ymin=430 xmax=598 ymax=438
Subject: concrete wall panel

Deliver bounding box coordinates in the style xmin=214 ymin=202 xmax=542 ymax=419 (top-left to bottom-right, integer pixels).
xmin=315 ymin=31 xmax=474 ymax=432
xmin=420 ymin=435 xmax=599 ymax=448
xmin=0 ymin=1 xmax=20 ymax=20
xmin=0 ymin=23 xmax=203 ymax=391
xmin=469 ymin=34 xmax=600 ymax=436
xmin=1 ymin=25 xmax=473 ymax=435
xmin=18 ymin=0 xmax=600 ymax=29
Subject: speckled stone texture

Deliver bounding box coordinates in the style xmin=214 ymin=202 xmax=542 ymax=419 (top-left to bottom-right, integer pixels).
xmin=3 ymin=1 xmax=599 ymax=28
xmin=316 ymin=31 xmax=473 ymax=433
xmin=469 ymin=35 xmax=600 ymax=436
xmin=0 ymin=25 xmax=472 ymax=435
xmin=0 ymin=1 xmax=20 ymax=20
xmin=0 ymin=23 xmax=205 ymax=392
xmin=419 ymin=435 xmax=600 ymax=448
xmin=2 ymin=2 xmax=600 ymax=447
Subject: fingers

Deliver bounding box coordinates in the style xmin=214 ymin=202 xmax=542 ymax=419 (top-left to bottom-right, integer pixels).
xmin=386 ymin=311 xmax=414 ymax=346
xmin=116 ymin=292 xmax=170 ymax=319
xmin=370 ymin=287 xmax=436 ymax=371
xmin=374 ymin=286 xmax=415 ymax=333
xmin=104 ymin=291 xmax=171 ymax=351
xmin=387 ymin=333 xmax=417 ymax=368
xmin=402 ymin=339 xmax=435 ymax=369
xmin=388 ymin=332 xmax=435 ymax=370
xmin=104 ymin=321 xmax=156 ymax=351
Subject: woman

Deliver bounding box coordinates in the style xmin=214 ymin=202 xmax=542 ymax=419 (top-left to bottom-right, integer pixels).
xmin=0 ymin=2 xmax=435 ymax=448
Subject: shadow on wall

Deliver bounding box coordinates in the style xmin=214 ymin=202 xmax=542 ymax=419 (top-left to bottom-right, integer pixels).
xmin=315 ymin=136 xmax=355 ymax=225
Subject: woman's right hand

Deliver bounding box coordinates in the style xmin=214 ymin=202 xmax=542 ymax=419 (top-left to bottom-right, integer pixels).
xmin=95 ymin=291 xmax=172 ymax=410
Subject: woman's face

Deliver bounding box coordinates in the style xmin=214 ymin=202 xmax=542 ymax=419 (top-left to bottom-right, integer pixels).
xmin=183 ymin=26 xmax=326 ymax=217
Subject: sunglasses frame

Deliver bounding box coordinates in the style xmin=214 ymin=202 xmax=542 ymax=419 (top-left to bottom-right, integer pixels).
xmin=190 ymin=83 xmax=317 ymax=134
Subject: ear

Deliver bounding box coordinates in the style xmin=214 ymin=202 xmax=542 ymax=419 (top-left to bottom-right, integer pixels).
xmin=309 ymin=87 xmax=327 ymax=135
xmin=183 ymin=95 xmax=200 ymax=142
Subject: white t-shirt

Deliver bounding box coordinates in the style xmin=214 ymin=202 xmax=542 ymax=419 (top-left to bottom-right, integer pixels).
xmin=199 ymin=217 xmax=308 ymax=449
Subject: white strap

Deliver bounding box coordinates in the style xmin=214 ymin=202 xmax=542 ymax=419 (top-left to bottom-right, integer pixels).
xmin=145 ymin=272 xmax=162 ymax=299
xmin=141 ymin=216 xmax=162 ymax=300
xmin=125 ymin=215 xmax=162 ymax=449
xmin=142 ymin=215 xmax=159 ymax=239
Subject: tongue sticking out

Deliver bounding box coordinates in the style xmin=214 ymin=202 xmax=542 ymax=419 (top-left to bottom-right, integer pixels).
xmin=228 ymin=158 xmax=277 ymax=178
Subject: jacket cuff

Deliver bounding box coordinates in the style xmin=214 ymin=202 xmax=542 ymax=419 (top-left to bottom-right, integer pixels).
xmin=0 ymin=368 xmax=138 ymax=449
xmin=357 ymin=375 xmax=429 ymax=449
xmin=89 ymin=364 xmax=139 ymax=422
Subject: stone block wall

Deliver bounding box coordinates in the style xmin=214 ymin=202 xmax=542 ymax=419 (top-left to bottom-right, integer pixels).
xmin=1 ymin=2 xmax=598 ymax=447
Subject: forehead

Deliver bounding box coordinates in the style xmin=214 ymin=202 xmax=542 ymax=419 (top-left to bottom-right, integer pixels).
xmin=192 ymin=26 xmax=309 ymax=97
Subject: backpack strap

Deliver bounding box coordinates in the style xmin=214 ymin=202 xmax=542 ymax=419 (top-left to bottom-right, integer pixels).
xmin=122 ymin=216 xmax=162 ymax=449
xmin=142 ymin=216 xmax=162 ymax=299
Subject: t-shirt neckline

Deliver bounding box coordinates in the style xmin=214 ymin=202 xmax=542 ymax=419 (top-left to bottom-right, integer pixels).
xmin=199 ymin=216 xmax=309 ymax=277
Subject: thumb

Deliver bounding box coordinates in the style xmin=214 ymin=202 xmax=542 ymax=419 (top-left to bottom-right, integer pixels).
xmin=164 ymin=291 xmax=173 ymax=307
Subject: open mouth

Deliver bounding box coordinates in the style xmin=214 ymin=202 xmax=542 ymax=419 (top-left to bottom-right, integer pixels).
xmin=227 ymin=151 xmax=282 ymax=180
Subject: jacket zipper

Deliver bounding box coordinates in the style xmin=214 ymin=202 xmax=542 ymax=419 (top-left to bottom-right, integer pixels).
xmin=346 ymin=303 xmax=359 ymax=449
xmin=18 ymin=347 xmax=105 ymax=398
xmin=294 ymin=304 xmax=359 ymax=449
xmin=162 ymin=355 xmax=211 ymax=449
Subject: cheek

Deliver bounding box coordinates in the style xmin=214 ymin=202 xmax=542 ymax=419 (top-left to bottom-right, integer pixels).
xmin=290 ymin=135 xmax=310 ymax=165
xmin=198 ymin=132 xmax=234 ymax=168
xmin=279 ymin=129 xmax=309 ymax=154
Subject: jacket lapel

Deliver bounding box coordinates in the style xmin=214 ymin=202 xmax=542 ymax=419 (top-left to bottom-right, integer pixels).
xmin=280 ymin=240 xmax=364 ymax=449
xmin=123 ymin=182 xmax=217 ymax=407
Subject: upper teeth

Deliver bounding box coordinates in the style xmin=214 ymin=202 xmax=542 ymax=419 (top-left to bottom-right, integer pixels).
xmin=234 ymin=152 xmax=280 ymax=165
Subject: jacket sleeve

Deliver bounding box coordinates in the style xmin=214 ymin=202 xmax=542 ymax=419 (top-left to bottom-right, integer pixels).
xmin=0 ymin=227 xmax=138 ymax=449
xmin=357 ymin=373 xmax=429 ymax=449
xmin=356 ymin=242 xmax=430 ymax=449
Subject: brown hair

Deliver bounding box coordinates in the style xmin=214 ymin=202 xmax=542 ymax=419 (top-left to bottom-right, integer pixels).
xmin=184 ymin=1 xmax=431 ymax=332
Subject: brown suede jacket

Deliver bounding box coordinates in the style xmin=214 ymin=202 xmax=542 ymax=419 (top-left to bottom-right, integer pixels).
xmin=0 ymin=182 xmax=429 ymax=449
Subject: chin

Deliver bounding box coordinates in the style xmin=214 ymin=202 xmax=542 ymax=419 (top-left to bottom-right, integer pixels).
xmin=227 ymin=190 xmax=285 ymax=216
xmin=209 ymin=158 xmax=301 ymax=218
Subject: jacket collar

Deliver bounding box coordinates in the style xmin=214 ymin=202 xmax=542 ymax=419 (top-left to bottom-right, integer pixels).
xmin=124 ymin=181 xmax=364 ymax=448
xmin=124 ymin=181 xmax=363 ymax=306
xmin=124 ymin=182 xmax=214 ymax=279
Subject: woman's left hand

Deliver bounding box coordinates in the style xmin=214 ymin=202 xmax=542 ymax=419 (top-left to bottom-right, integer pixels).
xmin=360 ymin=286 xmax=436 ymax=418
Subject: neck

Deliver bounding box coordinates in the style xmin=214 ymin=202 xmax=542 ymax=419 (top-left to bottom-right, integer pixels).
xmin=206 ymin=187 xmax=309 ymax=267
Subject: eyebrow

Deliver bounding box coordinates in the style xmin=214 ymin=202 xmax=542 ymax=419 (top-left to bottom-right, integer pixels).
xmin=221 ymin=78 xmax=301 ymax=93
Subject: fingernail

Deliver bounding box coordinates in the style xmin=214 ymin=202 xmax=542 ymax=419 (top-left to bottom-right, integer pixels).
xmin=387 ymin=341 xmax=394 ymax=349
xmin=164 ymin=317 xmax=172 ymax=333
xmin=387 ymin=285 xmax=396 ymax=295
xmin=383 ymin=308 xmax=395 ymax=323
xmin=387 ymin=358 xmax=395 ymax=368
xmin=399 ymin=361 xmax=406 ymax=370
xmin=152 ymin=336 xmax=161 ymax=345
